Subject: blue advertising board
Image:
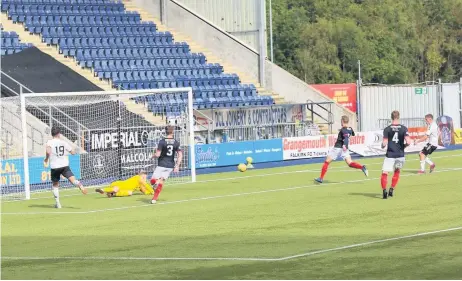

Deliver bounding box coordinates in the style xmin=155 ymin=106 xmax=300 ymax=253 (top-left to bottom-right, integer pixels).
xmin=0 ymin=155 xmax=81 ymax=186
xmin=195 ymin=139 xmax=283 ymax=168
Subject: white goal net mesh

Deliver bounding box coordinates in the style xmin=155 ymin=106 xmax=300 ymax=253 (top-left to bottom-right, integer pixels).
xmin=0 ymin=89 xmax=195 ymax=201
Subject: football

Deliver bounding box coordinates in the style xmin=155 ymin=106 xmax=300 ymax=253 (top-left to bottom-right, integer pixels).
xmin=238 ymin=163 xmax=247 ymax=172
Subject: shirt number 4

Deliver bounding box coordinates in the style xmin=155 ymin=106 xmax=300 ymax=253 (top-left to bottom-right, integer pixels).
xmin=392 ymin=132 xmax=399 ymax=143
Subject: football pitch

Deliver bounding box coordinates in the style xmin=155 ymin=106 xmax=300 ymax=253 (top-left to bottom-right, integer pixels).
xmin=2 ymin=150 xmax=462 ymax=279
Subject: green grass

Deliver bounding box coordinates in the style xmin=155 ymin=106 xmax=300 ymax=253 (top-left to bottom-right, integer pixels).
xmin=2 ymin=150 xmax=462 ymax=279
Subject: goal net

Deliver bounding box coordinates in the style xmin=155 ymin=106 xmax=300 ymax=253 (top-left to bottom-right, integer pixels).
xmin=0 ymin=88 xmax=195 ymax=201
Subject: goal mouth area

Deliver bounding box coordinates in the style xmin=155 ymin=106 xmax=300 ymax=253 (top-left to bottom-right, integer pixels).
xmin=1 ymin=88 xmax=196 ymax=200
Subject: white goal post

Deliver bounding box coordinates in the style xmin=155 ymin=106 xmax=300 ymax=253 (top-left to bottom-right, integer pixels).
xmin=1 ymin=88 xmax=195 ymax=200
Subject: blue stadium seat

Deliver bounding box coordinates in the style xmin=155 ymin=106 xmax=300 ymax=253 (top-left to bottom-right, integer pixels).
xmin=1 ymin=0 xmax=264 ymax=109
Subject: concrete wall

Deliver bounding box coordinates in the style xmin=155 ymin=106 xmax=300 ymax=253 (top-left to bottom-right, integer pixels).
xmin=132 ymin=0 xmax=162 ymax=20
xmin=166 ymin=0 xmax=261 ymax=83
xmin=175 ymin=0 xmax=260 ymax=50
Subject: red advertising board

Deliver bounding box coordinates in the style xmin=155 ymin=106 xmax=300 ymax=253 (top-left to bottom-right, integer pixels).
xmin=310 ymin=83 xmax=357 ymax=112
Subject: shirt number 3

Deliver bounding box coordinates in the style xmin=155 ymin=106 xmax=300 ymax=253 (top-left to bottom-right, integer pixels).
xmin=166 ymin=145 xmax=173 ymax=156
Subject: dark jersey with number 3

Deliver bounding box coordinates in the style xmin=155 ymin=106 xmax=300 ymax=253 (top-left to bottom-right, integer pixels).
xmin=157 ymin=137 xmax=181 ymax=168
xmin=383 ymin=125 xmax=409 ymax=158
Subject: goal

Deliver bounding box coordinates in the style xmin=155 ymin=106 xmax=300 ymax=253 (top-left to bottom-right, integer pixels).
xmin=0 ymin=88 xmax=196 ymax=200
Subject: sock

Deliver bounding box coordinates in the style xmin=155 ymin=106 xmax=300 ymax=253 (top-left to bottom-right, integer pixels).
xmin=153 ymin=184 xmax=163 ymax=200
xmin=391 ymin=169 xmax=400 ymax=188
xmin=150 ymin=178 xmax=157 ymax=185
xmin=420 ymin=160 xmax=425 ymax=171
xmin=73 ymin=180 xmax=82 ymax=188
xmin=52 ymin=187 xmax=60 ymax=204
xmin=320 ymin=161 xmax=330 ymax=180
xmin=425 ymin=157 xmax=434 ymax=166
xmin=381 ymin=173 xmax=388 ymax=190
xmin=349 ymin=162 xmax=363 ymax=169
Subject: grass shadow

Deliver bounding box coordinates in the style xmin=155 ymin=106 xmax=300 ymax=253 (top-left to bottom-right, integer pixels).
xmin=28 ymin=204 xmax=81 ymax=209
xmin=137 ymin=198 xmax=153 ymax=204
xmin=402 ymin=169 xmax=421 ymax=174
xmin=348 ymin=192 xmax=382 ymax=199
xmin=313 ymin=179 xmax=338 ymax=184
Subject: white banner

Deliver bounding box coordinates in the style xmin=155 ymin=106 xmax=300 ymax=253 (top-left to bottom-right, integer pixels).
xmin=347 ymin=130 xmax=445 ymax=156
xmin=283 ymin=130 xmax=446 ymax=159
xmin=194 ymin=104 xmax=305 ymax=130
xmin=282 ymin=135 xmax=328 ymax=160
xmin=347 ymin=131 xmax=386 ymax=156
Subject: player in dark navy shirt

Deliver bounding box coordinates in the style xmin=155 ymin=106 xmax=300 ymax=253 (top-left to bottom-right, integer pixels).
xmin=380 ymin=110 xmax=412 ymax=199
xmin=315 ymin=116 xmax=368 ymax=183
xmin=150 ymin=126 xmax=183 ymax=204
xmin=157 ymin=137 xmax=181 ymax=169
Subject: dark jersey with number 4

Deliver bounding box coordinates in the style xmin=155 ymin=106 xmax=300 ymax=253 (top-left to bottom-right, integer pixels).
xmin=334 ymin=127 xmax=355 ymax=149
xmin=383 ymin=125 xmax=409 ymax=158
xmin=157 ymin=138 xmax=181 ymax=168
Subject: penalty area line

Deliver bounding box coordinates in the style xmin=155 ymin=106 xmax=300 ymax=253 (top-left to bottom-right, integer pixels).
xmin=3 ymin=226 xmax=462 ymax=262
xmin=2 ymin=166 xmax=462 ymax=215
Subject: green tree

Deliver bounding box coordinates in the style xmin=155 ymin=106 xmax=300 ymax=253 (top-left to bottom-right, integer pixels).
xmin=268 ymin=0 xmax=462 ymax=84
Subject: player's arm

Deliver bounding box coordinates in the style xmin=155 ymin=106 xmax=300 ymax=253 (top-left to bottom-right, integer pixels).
xmin=414 ymin=128 xmax=430 ymax=144
xmin=174 ymin=149 xmax=183 ymax=173
xmin=153 ymin=141 xmax=164 ymax=158
xmin=405 ymin=135 xmax=412 ymax=147
xmin=342 ymin=131 xmax=350 ymax=151
xmin=404 ymin=127 xmax=412 ymax=148
xmin=381 ymin=128 xmax=388 ymax=149
xmin=44 ymin=143 xmax=51 ymax=165
xmin=139 ymin=180 xmax=154 ymax=195
xmin=66 ymin=142 xmax=77 ymax=155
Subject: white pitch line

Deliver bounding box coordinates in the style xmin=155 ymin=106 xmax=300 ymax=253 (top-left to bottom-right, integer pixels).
xmin=4 ymin=152 xmax=462 ymax=203
xmin=278 ymin=226 xmax=462 ymax=261
xmin=3 ymin=166 xmax=462 ymax=215
xmin=1 ymin=256 xmax=276 ymax=262
xmin=3 ymin=226 xmax=461 ymax=262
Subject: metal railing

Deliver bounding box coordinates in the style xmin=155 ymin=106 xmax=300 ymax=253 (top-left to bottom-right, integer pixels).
xmin=1 ymin=71 xmax=90 ymax=154
xmin=306 ymin=100 xmax=334 ymax=133
xmin=217 ymin=122 xmax=320 ymax=142
xmin=377 ymin=118 xmax=426 ymax=129
xmin=190 ymin=102 xmax=330 ymax=143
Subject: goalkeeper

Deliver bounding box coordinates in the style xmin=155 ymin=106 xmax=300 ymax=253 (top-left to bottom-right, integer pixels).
xmin=95 ymin=170 xmax=154 ymax=197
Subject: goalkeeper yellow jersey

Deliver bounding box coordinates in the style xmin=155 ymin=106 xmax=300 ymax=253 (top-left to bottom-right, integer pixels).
xmin=110 ymin=175 xmax=152 ymax=193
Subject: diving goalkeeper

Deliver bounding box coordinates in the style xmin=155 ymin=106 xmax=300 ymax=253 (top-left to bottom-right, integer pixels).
xmin=95 ymin=170 xmax=154 ymax=197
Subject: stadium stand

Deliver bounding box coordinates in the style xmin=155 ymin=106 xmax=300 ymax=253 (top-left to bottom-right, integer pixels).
xmin=1 ymin=30 xmax=33 ymax=55
xmin=1 ymin=46 xmax=102 ymax=93
xmin=1 ymin=0 xmax=275 ymax=115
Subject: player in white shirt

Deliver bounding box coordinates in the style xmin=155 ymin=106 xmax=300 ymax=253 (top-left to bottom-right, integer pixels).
xmin=43 ymin=127 xmax=87 ymax=208
xmin=414 ymin=114 xmax=439 ymax=174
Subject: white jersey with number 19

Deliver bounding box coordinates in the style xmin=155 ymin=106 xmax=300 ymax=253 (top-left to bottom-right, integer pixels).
xmin=46 ymin=138 xmax=72 ymax=169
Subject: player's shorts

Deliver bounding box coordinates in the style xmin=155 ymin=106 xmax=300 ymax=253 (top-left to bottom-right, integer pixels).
xmin=382 ymin=157 xmax=405 ymax=172
xmin=50 ymin=166 xmax=74 ymax=183
xmin=152 ymin=166 xmax=173 ymax=180
xmin=328 ymin=147 xmax=350 ymax=160
xmin=421 ymin=143 xmax=437 ymax=156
